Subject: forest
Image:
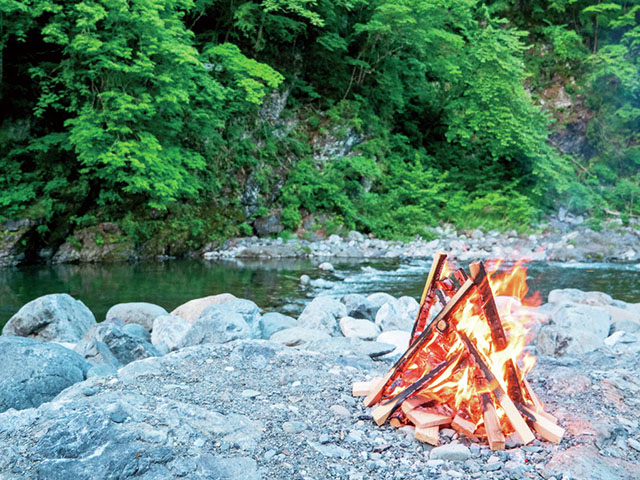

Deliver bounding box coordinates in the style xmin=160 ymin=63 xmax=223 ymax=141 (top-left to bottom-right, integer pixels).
xmin=0 ymin=0 xmax=638 ymax=254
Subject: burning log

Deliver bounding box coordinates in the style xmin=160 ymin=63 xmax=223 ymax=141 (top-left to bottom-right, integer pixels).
xmin=353 ymin=253 xmax=563 ymax=450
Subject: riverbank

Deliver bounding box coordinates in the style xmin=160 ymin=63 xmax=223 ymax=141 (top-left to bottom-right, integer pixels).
xmin=0 ymin=288 xmax=639 ymax=478
xmin=2 ymin=215 xmax=640 ymax=267
xmin=205 ymin=220 xmax=640 ymax=263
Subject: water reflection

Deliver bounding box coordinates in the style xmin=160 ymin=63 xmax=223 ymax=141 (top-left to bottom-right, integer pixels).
xmin=2 ymin=258 xmax=639 ymax=328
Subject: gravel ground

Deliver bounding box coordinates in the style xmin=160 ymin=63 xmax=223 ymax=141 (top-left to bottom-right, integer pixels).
xmin=1 ymin=338 xmax=638 ymax=479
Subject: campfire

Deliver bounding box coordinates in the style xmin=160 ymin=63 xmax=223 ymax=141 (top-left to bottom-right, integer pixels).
xmin=352 ymin=253 xmax=565 ymax=450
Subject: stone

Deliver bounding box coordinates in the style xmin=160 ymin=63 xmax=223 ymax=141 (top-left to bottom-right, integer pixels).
xmin=376 ymin=330 xmax=410 ymax=356
xmin=87 ymin=320 xmax=161 ymax=366
xmin=269 ymin=327 xmax=330 ymax=346
xmin=628 ymin=438 xmax=640 ymax=452
xmin=319 ymin=262 xmax=334 ymax=271
xmin=198 ymin=299 xmax=262 ymax=338
xmin=329 ymin=405 xmax=351 ymax=417
xmin=544 ymin=445 xmax=637 ymax=480
xmin=282 ymin=421 xmax=307 ymax=434
xmin=2 ymin=293 xmax=96 ymax=343
xmin=339 ymin=317 xmax=380 ymax=341
xmin=74 ymin=337 xmax=120 ymax=370
xmin=548 ymin=288 xmax=613 ymax=306
xmin=366 ymin=292 xmax=396 ymax=313
xmin=341 ymin=294 xmax=376 ymax=320
xmin=105 ymin=302 xmax=168 ymax=331
xmin=0 ymin=336 xmax=89 ymax=412
xmin=300 ymin=274 xmax=311 ymax=285
xmin=374 ymin=297 xmax=417 ymax=332
xmin=297 ymin=297 xmax=346 ymax=336
xmin=170 ymin=293 xmax=237 ymax=323
xmin=536 ymin=303 xmax=611 ymax=356
xmin=179 ymin=312 xmax=251 ymax=348
xmin=603 ymin=305 xmax=640 ymax=334
xmin=260 ymin=312 xmax=297 ymax=339
xmin=310 ymin=442 xmax=351 ymax=458
xmin=430 ymin=444 xmax=471 ymax=462
xmin=151 ymin=315 xmax=190 ymax=352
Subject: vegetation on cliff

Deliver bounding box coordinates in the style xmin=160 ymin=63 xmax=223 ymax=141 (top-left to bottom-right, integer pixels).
xmin=0 ymin=0 xmax=638 ymax=255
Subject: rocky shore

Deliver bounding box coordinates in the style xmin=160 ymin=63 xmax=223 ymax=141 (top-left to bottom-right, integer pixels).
xmin=2 ymin=215 xmax=640 ymax=266
xmin=1 ymin=284 xmax=639 ymax=479
xmin=204 ymin=220 xmax=640 ymax=264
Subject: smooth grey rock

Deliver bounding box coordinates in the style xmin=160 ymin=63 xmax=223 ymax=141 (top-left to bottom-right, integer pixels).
xmin=341 ymin=293 xmax=376 ymax=320
xmin=199 ymin=299 xmax=262 ymax=338
xmin=603 ymin=305 xmax=640 ymax=334
xmin=269 ymin=327 xmax=330 ymax=346
xmin=318 ymin=262 xmax=334 ymax=271
xmin=2 ymin=293 xmax=96 ymax=342
xmin=282 ymin=421 xmax=307 ymax=433
xmin=74 ymin=337 xmax=120 ymax=370
xmin=300 ymin=274 xmax=310 ymax=285
xmin=297 ymin=296 xmax=346 ymax=335
xmin=536 ymin=303 xmax=611 ymax=356
xmin=339 ymin=316 xmax=380 ymax=340
xmin=260 ymin=312 xmax=296 ymax=339
xmin=105 ymin=302 xmax=168 ymax=331
xmin=89 ymin=321 xmax=160 ymax=366
xmin=548 ymin=288 xmax=613 ymax=306
xmin=366 ymin=292 xmax=396 ymax=313
xmin=374 ymin=297 xmax=417 ymax=332
xmin=151 ymin=315 xmax=190 ymax=352
xmin=544 ymin=445 xmax=637 ymax=480
xmin=0 ymin=336 xmax=89 ymax=412
xmin=430 ymin=444 xmax=471 ymax=462
xmin=170 ymin=293 xmax=237 ymax=323
xmin=179 ymin=312 xmax=251 ymax=347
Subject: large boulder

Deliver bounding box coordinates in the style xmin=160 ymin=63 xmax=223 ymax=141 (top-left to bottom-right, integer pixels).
xmin=179 ymin=311 xmax=251 ymax=348
xmin=339 ymin=317 xmax=380 ymax=341
xmin=82 ymin=320 xmax=160 ymax=366
xmin=260 ymin=312 xmax=296 ymax=339
xmin=548 ymin=289 xmax=613 ymax=307
xmin=170 ymin=293 xmax=237 ymax=323
xmin=340 ymin=294 xmax=376 ymax=320
xmin=366 ymin=292 xmax=396 ymax=314
xmin=297 ymin=297 xmax=347 ymax=336
xmin=535 ymin=303 xmax=611 ymax=357
xmin=2 ymin=293 xmax=96 ymax=342
xmin=376 ymin=330 xmax=410 ymax=357
xmin=74 ymin=337 xmax=120 ymax=377
xmin=105 ymin=302 xmax=168 ymax=331
xmin=151 ymin=315 xmax=190 ymax=353
xmin=374 ymin=296 xmax=418 ymax=332
xmin=602 ymin=304 xmax=640 ymax=334
xmin=0 ymin=336 xmax=89 ymax=412
xmin=198 ymin=299 xmax=262 ymax=338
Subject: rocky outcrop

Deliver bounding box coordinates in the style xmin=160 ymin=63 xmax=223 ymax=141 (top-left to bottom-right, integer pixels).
xmin=51 ymin=224 xmax=136 ymax=264
xmin=2 ymin=293 xmax=96 ymax=342
xmin=0 ymin=336 xmax=89 ymax=413
xmin=105 ymin=302 xmax=168 ymax=331
xmin=0 ymin=218 xmax=33 ymax=266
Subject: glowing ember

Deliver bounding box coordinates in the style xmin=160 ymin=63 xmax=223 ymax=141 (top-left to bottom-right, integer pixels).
xmin=353 ymin=252 xmax=565 ymax=450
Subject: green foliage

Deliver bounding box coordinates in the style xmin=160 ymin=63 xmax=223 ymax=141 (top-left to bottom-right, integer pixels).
xmin=0 ymin=0 xmax=637 ymax=252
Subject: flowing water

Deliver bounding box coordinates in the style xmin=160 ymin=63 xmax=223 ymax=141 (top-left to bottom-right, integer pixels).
xmin=2 ymin=259 xmax=640 ymax=328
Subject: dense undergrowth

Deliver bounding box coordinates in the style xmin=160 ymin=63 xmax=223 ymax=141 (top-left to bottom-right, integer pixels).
xmin=0 ymin=0 xmax=638 ymax=253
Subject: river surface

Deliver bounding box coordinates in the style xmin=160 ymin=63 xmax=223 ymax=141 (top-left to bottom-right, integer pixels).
xmin=2 ymin=259 xmax=640 ymax=328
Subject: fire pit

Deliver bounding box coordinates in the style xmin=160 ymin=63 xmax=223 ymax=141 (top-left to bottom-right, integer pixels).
xmin=352 ymin=252 xmax=565 ymax=450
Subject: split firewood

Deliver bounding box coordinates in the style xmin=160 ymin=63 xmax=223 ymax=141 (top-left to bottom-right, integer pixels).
xmin=414 ymin=425 xmax=439 ymax=445
xmin=352 ymin=377 xmax=383 ymax=397
xmin=410 ymin=252 xmax=448 ymax=345
xmin=481 ymin=393 xmax=506 ymax=450
xmin=452 ymin=414 xmax=476 ymax=436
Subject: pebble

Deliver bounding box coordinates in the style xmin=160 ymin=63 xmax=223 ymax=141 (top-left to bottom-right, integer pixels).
xmin=628 ymin=438 xmax=640 ymax=452
xmin=430 ymin=444 xmax=471 ymax=462
xmin=264 ymin=449 xmax=276 ymax=461
xmin=300 ymin=274 xmax=310 ymax=285
xmin=282 ymin=421 xmax=307 ymax=434
xmin=241 ymin=389 xmax=261 ymax=398
xmin=329 ymin=404 xmax=351 ymax=417
xmin=319 ymin=433 xmax=330 ymax=444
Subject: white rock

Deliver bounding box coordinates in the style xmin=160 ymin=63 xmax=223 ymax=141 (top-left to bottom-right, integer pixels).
xmin=430 ymin=444 xmax=471 ymax=462
xmin=170 ymin=293 xmax=237 ymax=323
xmin=339 ymin=317 xmax=380 ymax=341
xmin=318 ymin=262 xmax=334 ymax=271
xmin=270 ymin=327 xmax=330 ymax=346
xmin=151 ymin=315 xmax=190 ymax=352
xmin=376 ymin=330 xmax=410 ymax=356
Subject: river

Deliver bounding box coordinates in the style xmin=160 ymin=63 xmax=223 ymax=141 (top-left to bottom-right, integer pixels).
xmin=2 ymin=259 xmax=640 ymax=328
